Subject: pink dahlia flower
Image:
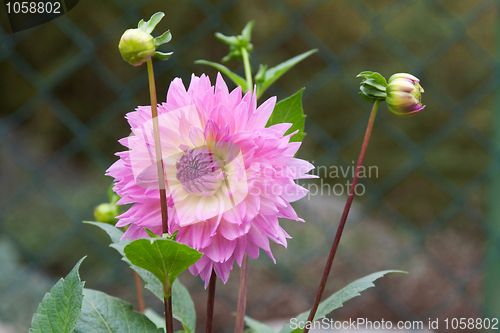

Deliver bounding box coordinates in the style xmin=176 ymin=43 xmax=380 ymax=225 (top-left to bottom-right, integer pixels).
xmin=107 ymin=73 xmax=315 ymax=286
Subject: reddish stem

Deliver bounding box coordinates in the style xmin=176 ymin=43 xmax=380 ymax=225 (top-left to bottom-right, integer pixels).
xmin=146 ymin=59 xmax=169 ymax=235
xmin=302 ymin=100 xmax=380 ymax=333
xmin=165 ymin=296 xmax=174 ymax=333
xmin=146 ymin=59 xmax=172 ymax=333
xmin=234 ymin=254 xmax=249 ymax=333
xmin=206 ymin=269 xmax=217 ymax=333
xmin=133 ymin=271 xmax=145 ymax=313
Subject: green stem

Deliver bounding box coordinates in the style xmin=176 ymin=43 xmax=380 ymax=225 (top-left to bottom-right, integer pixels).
xmin=302 ymin=100 xmax=380 ymax=333
xmin=146 ymin=59 xmax=172 ymax=333
xmin=241 ymin=48 xmax=253 ymax=93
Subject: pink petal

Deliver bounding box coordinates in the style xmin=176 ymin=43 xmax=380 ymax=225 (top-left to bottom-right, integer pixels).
xmin=166 ymin=78 xmax=191 ymax=109
xmin=204 ymin=232 xmax=236 ymax=263
xmin=246 ymin=96 xmax=276 ymax=130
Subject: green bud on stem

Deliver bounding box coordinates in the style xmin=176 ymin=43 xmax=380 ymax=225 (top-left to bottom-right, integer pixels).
xmin=118 ymin=12 xmax=173 ymax=67
xmin=215 ymin=20 xmax=255 ymax=63
xmin=94 ymin=203 xmax=120 ymax=224
xmin=358 ymin=71 xmax=424 ymax=117
xmin=119 ymin=29 xmax=156 ymax=66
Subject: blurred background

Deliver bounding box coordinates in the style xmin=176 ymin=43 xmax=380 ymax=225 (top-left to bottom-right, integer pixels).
xmin=1 ymin=0 xmax=499 ymax=332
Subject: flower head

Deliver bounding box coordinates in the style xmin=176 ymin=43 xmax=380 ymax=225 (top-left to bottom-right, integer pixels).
xmin=386 ymin=73 xmax=425 ymax=116
xmin=107 ymin=73 xmax=315 ymax=286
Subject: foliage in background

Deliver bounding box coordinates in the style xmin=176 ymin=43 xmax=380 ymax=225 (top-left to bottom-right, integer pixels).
xmin=31 ymin=222 xmax=404 ymax=333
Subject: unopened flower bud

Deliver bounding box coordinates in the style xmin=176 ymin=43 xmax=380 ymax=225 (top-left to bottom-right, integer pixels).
xmin=118 ymin=12 xmax=173 ymax=67
xmin=94 ymin=203 xmax=119 ymax=224
xmin=386 ymin=73 xmax=425 ymax=117
xmin=119 ymin=28 xmax=156 ymax=66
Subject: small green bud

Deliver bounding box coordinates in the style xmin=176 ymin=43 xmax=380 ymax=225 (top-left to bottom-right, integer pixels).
xmin=386 ymin=73 xmax=425 ymax=117
xmin=94 ymin=203 xmax=120 ymax=224
xmin=119 ymin=28 xmax=156 ymax=66
xmin=118 ymin=12 xmax=173 ymax=67
xmin=165 ymin=230 xmax=178 ymax=241
xmin=216 ymin=20 xmax=255 ymax=63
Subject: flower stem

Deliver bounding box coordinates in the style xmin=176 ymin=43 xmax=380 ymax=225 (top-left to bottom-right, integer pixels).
xmin=146 ymin=59 xmax=172 ymax=333
xmin=165 ymin=296 xmax=174 ymax=333
xmin=302 ymin=100 xmax=380 ymax=333
xmin=133 ymin=271 xmax=145 ymax=313
xmin=206 ymin=269 xmax=217 ymax=333
xmin=146 ymin=59 xmax=169 ymax=235
xmin=234 ymin=254 xmax=249 ymax=333
xmin=241 ymin=48 xmax=253 ymax=93
xmin=233 ymin=47 xmax=252 ymax=333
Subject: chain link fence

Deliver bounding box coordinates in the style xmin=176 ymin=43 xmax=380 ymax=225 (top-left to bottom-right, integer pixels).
xmin=1 ymin=0 xmax=499 ymax=332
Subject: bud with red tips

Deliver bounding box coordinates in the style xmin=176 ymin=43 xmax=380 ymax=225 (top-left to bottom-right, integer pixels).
xmin=385 ymin=73 xmax=425 ymax=117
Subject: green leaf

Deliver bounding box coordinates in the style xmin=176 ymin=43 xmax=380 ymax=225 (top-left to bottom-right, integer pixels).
xmin=131 ymin=266 xmax=163 ymax=300
xmin=84 ymin=220 xmax=197 ymax=332
xmin=171 ymin=279 xmax=196 ymax=333
xmin=356 ymin=71 xmax=387 ymax=89
xmin=153 ymin=51 xmax=173 ymax=61
xmin=154 ymin=30 xmax=172 ymax=47
xmin=167 ymin=230 xmax=179 ymax=241
xmin=75 ymin=289 xmax=163 ymax=333
xmin=140 ymin=12 xmax=165 ymax=34
xmin=124 ymin=238 xmax=202 ymax=298
xmin=85 ymin=222 xmax=168 ymax=300
xmin=266 ymin=88 xmax=306 ymax=142
xmin=279 ymin=270 xmax=406 ymax=333
xmin=194 ymin=60 xmax=248 ymax=91
xmin=241 ymin=20 xmax=255 ymax=43
xmin=145 ymin=228 xmax=160 ymax=238
xmin=110 ymin=238 xmax=132 ymax=256
xmin=84 ymin=222 xmax=158 ymax=300
xmin=84 ymin=221 xmax=123 ymax=244
xmin=357 ymin=71 xmax=387 ymax=103
xmin=245 ymin=316 xmax=277 ymax=333
xmin=138 ymin=19 xmax=147 ymax=31
xmin=254 ymin=64 xmax=267 ymax=83
xmin=144 ymin=308 xmax=166 ymax=331
xmin=83 ymin=221 xmax=131 ymax=256
xmin=360 ymin=85 xmax=386 ymax=98
xmin=358 ymin=91 xmax=376 ymax=104
xmin=30 ymin=257 xmax=86 ymax=333
xmin=215 ymin=32 xmax=239 ymax=46
xmin=257 ymin=49 xmax=317 ymax=98
xmin=221 ymin=48 xmax=243 ymax=63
